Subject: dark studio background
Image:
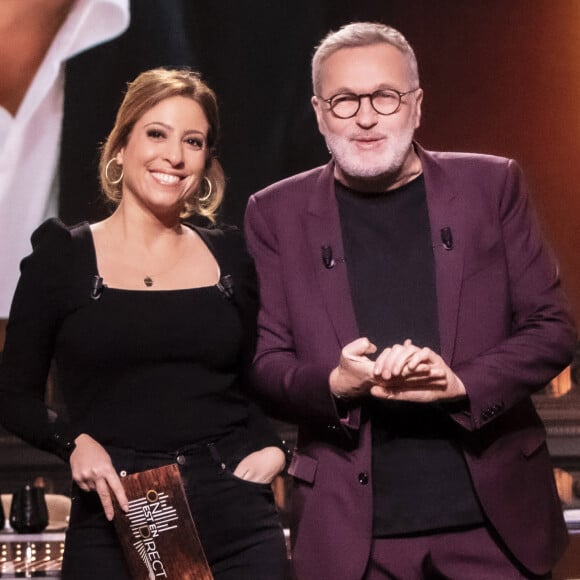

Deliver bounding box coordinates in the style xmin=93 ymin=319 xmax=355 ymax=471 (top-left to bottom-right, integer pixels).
xmin=3 ymin=1 xmax=580 ymax=539
xmin=61 ymin=0 xmax=580 ymax=322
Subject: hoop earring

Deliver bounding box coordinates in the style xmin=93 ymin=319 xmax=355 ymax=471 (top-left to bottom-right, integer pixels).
xmin=105 ymin=159 xmax=124 ymax=185
xmin=198 ymin=176 xmax=213 ymax=203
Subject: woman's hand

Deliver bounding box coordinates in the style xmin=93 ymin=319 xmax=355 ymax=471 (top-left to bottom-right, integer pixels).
xmin=233 ymin=446 xmax=286 ymax=484
xmin=69 ymin=433 xmax=128 ymax=521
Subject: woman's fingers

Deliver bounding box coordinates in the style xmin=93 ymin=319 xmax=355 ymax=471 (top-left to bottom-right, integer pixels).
xmin=70 ymin=434 xmax=128 ymax=520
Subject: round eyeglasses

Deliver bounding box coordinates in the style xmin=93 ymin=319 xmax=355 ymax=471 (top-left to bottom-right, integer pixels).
xmin=318 ymin=88 xmax=420 ymax=119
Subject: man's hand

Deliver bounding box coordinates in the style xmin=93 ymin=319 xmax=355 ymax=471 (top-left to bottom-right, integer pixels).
xmin=70 ymin=433 xmax=129 ymax=521
xmin=329 ymin=337 xmax=377 ymax=399
xmin=370 ymin=339 xmax=467 ymax=403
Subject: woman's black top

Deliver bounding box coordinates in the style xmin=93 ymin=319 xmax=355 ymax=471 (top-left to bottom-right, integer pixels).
xmin=0 ymin=218 xmax=279 ymax=460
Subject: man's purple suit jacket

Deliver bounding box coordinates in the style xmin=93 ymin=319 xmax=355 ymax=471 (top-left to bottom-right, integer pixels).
xmin=244 ymin=145 xmax=577 ymax=580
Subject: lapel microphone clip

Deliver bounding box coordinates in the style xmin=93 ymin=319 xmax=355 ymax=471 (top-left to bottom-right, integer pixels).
xmin=440 ymin=227 xmax=453 ymax=250
xmin=321 ymin=245 xmax=335 ymax=269
xmin=90 ymin=275 xmax=104 ymax=300
xmin=217 ymin=274 xmax=234 ymax=299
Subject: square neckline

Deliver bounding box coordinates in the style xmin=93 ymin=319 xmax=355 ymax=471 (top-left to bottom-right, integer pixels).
xmin=84 ymin=221 xmax=222 ymax=293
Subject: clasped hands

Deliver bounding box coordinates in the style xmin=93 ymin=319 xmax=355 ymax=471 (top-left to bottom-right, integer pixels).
xmin=70 ymin=434 xmax=285 ymax=521
xmin=329 ymin=337 xmax=466 ymax=403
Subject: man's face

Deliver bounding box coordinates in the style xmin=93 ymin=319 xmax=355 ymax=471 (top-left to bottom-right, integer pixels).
xmin=312 ymin=43 xmax=423 ymax=190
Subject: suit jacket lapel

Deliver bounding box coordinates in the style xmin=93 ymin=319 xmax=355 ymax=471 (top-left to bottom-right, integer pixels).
xmin=304 ymin=163 xmax=360 ymax=347
xmin=303 ymin=150 xmax=464 ymax=364
xmin=418 ymin=146 xmax=465 ymax=364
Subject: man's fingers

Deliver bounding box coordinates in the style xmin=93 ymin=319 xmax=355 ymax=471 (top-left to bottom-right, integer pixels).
xmin=373 ymin=343 xmax=417 ymax=378
xmin=401 ymin=363 xmax=431 ymax=378
xmin=370 ymin=385 xmax=395 ymax=400
xmin=405 ymin=347 xmax=436 ymax=371
xmin=343 ymin=337 xmax=377 ymax=358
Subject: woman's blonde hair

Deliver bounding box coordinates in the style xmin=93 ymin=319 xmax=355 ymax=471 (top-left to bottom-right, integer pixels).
xmin=99 ymin=68 xmax=225 ymax=222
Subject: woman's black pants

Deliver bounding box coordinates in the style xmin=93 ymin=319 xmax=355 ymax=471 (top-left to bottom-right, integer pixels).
xmin=61 ymin=432 xmax=288 ymax=579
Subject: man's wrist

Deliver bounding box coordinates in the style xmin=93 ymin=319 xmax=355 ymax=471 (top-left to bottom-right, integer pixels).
xmin=333 ymin=391 xmax=351 ymax=401
xmin=329 ymin=366 xmax=349 ymax=399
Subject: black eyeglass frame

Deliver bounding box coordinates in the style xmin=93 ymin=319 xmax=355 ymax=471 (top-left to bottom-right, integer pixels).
xmin=317 ymin=87 xmax=421 ymax=119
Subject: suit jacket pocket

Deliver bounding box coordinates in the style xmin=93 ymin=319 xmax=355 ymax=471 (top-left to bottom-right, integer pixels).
xmin=520 ymin=429 xmax=547 ymax=459
xmin=288 ymin=453 xmax=318 ymax=484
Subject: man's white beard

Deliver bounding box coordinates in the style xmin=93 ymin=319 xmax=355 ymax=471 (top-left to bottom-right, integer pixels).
xmin=324 ymin=124 xmax=415 ymax=182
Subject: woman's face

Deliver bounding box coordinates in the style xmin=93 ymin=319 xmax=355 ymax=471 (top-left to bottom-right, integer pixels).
xmin=116 ymin=95 xmax=209 ymax=217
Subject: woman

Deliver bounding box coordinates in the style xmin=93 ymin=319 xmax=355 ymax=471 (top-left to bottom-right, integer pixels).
xmin=0 ymin=68 xmax=288 ymax=579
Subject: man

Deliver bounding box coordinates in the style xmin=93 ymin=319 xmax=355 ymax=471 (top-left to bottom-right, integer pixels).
xmin=244 ymin=22 xmax=577 ymax=580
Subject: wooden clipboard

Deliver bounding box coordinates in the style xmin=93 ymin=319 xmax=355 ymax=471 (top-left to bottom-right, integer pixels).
xmin=112 ymin=463 xmax=213 ymax=579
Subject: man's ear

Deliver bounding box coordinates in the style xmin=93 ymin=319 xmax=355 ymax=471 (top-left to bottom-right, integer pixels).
xmin=413 ymin=89 xmax=424 ymax=130
xmin=311 ymin=95 xmax=325 ymax=134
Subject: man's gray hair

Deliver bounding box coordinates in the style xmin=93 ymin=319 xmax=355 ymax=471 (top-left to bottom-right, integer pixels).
xmin=312 ymin=22 xmax=419 ymax=95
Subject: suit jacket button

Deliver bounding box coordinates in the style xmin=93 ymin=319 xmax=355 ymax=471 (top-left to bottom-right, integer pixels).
xmin=176 ymin=454 xmax=186 ymax=465
xmin=358 ymin=472 xmax=369 ymax=485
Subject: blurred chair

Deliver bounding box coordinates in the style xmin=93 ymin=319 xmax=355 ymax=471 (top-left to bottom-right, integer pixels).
xmin=1 ymin=492 xmax=71 ymax=530
xmin=44 ymin=493 xmax=71 ymax=530
xmin=1 ymin=493 xmax=9 ymax=527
